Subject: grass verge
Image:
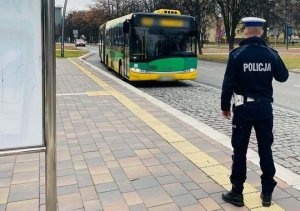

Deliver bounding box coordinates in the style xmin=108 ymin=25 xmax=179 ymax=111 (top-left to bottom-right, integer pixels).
xmin=56 ymin=44 xmax=77 ymax=50
xmin=198 ymin=54 xmax=300 ymax=72
xmin=56 ymin=50 xmax=86 ymax=58
xmin=198 ymin=54 xmax=229 ymax=63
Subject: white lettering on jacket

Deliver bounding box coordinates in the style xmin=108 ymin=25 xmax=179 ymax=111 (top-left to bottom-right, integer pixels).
xmin=243 ymin=63 xmax=271 ymax=72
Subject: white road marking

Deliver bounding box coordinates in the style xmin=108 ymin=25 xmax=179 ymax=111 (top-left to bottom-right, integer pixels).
xmin=56 ymin=92 xmax=85 ymax=96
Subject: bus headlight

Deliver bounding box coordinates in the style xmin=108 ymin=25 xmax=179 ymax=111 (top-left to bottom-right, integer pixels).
xmin=131 ymin=68 xmax=148 ymax=73
xmin=184 ymin=68 xmax=196 ymax=72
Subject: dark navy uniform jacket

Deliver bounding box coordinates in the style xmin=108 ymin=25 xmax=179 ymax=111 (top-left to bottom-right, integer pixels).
xmin=221 ymin=36 xmax=289 ymax=111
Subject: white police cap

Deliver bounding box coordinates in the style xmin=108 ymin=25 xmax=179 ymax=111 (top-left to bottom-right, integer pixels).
xmin=242 ymin=17 xmax=266 ymax=27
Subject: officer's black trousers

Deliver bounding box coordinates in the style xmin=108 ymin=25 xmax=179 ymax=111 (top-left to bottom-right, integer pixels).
xmin=230 ymin=102 xmax=277 ymax=195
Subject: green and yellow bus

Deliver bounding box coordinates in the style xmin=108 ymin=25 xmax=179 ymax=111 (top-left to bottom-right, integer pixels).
xmin=99 ymin=9 xmax=198 ymax=81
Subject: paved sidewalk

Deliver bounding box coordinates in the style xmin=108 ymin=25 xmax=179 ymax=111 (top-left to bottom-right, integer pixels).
xmin=0 ymin=58 xmax=300 ymax=210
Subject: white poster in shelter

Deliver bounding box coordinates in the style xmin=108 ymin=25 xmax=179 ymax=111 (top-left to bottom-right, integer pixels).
xmin=0 ymin=0 xmax=43 ymax=150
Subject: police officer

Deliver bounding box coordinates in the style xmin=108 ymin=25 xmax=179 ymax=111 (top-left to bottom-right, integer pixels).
xmin=221 ymin=17 xmax=289 ymax=207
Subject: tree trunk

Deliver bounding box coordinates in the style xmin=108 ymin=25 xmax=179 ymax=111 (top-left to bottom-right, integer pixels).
xmin=197 ymin=36 xmax=202 ymax=54
xmin=228 ymin=36 xmax=235 ymax=50
xmin=200 ymin=32 xmax=204 ymax=48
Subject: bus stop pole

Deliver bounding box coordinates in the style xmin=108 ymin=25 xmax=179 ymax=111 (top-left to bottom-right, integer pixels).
xmin=45 ymin=0 xmax=57 ymax=210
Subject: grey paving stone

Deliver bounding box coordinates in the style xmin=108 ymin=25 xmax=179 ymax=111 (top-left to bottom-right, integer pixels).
xmin=129 ymin=203 xmax=148 ymax=211
xmin=118 ymin=182 xmax=135 ymax=193
xmin=83 ymin=199 xmax=103 ymax=211
xmin=57 ymin=168 xmax=75 ymax=177
xmin=148 ymin=203 xmax=181 ymax=211
xmin=81 ymin=144 xmax=98 ymax=153
xmin=157 ymin=175 xmax=178 ymax=185
xmin=57 ymin=184 xmax=79 ymax=196
xmin=77 ymin=174 xmax=94 ymax=188
xmin=277 ymin=197 xmax=300 ymax=211
xmin=163 ymin=183 xmax=189 ymax=197
xmin=132 ymin=176 xmax=160 ymax=190
xmin=57 ymin=160 xmax=74 ymax=170
xmin=96 ymin=182 xmax=119 ymax=193
xmin=271 ymin=187 xmax=291 ymax=200
xmin=8 ymin=182 xmax=39 ymax=202
xmin=113 ymin=149 xmax=136 ymax=159
xmin=79 ymin=186 xmax=98 ymax=202
xmin=98 ymin=190 xmax=124 ymax=207
xmin=137 ymin=186 xmax=173 ymax=208
xmin=148 ymin=165 xmax=170 ymax=177
xmin=174 ymin=174 xmax=193 ymax=183
xmin=0 ymin=204 xmax=6 ymax=211
xmin=199 ymin=182 xmax=225 ymax=194
xmin=0 ymin=171 xmax=13 ymax=179
xmin=182 ymin=182 xmax=200 ymax=191
xmin=209 ymin=192 xmax=225 ymax=204
xmin=0 ymin=156 xmax=15 ymax=164
xmin=190 ymin=189 xmax=210 ymax=200
xmin=173 ymin=193 xmax=198 ymax=207
xmin=85 ymin=157 xmax=105 ymax=167
xmin=0 ymin=178 xmax=11 ymax=188
xmin=58 ymin=193 xmax=84 ymax=210
xmin=75 ymin=168 xmax=90 ymax=176
xmin=112 ymin=172 xmax=130 ymax=184
xmin=175 ymin=160 xmax=199 ymax=172
xmin=284 ymin=187 xmax=300 ymax=198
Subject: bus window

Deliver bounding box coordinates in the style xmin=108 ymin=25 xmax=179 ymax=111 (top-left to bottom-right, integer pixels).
xmin=129 ymin=20 xmax=197 ymax=62
xmin=130 ymin=28 xmax=146 ymax=62
xmin=105 ymin=30 xmax=110 ymax=46
xmin=132 ymin=27 xmax=197 ymax=61
xmin=119 ymin=28 xmax=124 ymax=46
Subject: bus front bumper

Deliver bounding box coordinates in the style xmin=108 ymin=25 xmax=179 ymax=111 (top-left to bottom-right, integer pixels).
xmin=128 ymin=69 xmax=197 ymax=81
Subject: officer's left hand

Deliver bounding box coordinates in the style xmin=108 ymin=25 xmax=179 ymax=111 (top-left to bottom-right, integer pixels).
xmin=222 ymin=111 xmax=231 ymax=120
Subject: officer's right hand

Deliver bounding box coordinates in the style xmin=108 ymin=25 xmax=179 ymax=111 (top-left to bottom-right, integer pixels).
xmin=222 ymin=111 xmax=231 ymax=120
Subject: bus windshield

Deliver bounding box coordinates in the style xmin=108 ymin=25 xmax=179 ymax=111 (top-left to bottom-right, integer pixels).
xmin=130 ymin=27 xmax=196 ymax=62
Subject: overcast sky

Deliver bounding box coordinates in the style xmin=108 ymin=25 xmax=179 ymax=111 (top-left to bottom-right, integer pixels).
xmin=56 ymin=0 xmax=94 ymax=12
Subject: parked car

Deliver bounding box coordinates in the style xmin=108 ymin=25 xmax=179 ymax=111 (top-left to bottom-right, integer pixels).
xmin=290 ymin=35 xmax=299 ymax=44
xmin=75 ymin=39 xmax=86 ymax=47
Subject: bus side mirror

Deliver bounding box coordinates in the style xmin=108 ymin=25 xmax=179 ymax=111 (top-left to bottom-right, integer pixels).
xmin=123 ymin=21 xmax=129 ymax=34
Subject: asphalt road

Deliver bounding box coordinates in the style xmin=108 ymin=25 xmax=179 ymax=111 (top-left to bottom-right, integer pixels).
xmin=197 ymin=60 xmax=300 ymax=113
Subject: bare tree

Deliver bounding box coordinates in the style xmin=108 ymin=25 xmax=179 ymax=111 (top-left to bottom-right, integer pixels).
xmin=181 ymin=0 xmax=215 ymax=54
xmin=216 ymin=0 xmax=257 ymax=50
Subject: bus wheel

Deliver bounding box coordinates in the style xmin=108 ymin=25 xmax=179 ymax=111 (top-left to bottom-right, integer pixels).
xmin=119 ymin=63 xmax=125 ymax=80
xmin=105 ymin=55 xmax=108 ymax=67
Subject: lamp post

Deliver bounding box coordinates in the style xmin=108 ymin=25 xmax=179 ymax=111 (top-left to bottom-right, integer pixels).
xmin=61 ymin=0 xmax=68 ymax=57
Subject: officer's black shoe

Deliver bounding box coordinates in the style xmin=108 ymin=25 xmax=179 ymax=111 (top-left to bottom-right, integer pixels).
xmin=222 ymin=191 xmax=244 ymax=207
xmin=260 ymin=193 xmax=272 ymax=207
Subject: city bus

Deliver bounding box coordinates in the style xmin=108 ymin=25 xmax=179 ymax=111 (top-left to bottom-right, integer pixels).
xmin=99 ymin=9 xmax=198 ymax=81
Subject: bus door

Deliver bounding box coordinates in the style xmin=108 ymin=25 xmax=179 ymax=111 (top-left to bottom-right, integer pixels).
xmin=99 ymin=30 xmax=103 ymax=62
xmin=123 ymin=21 xmax=130 ymax=78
